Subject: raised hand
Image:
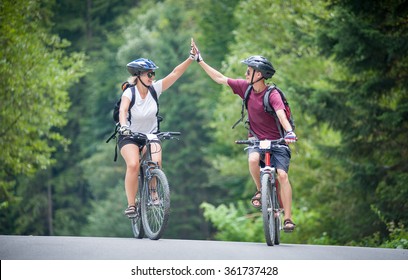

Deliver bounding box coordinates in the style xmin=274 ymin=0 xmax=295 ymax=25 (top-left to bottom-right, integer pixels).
xmin=191 ymin=38 xmax=202 ymax=62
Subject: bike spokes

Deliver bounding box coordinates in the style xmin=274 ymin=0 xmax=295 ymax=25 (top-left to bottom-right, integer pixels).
xmin=141 ymin=169 xmax=170 ymax=240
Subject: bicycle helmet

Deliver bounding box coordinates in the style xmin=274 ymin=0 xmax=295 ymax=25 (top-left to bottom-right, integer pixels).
xmin=241 ymin=55 xmax=276 ymax=79
xmin=126 ymin=58 xmax=159 ymax=76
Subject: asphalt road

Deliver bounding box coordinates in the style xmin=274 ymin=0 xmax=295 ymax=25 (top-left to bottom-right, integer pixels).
xmin=1 ymin=235 xmax=407 ymax=260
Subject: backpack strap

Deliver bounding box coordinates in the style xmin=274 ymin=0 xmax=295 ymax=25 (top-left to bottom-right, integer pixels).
xmin=232 ymin=84 xmax=253 ymax=129
xmin=263 ymin=85 xmax=285 ymax=138
xmin=128 ymin=86 xmax=136 ymax=124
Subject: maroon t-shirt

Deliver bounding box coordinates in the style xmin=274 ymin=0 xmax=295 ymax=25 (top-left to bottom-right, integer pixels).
xmin=228 ymin=79 xmax=285 ymax=140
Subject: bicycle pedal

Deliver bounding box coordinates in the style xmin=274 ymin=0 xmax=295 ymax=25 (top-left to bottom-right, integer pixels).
xmin=126 ymin=213 xmax=137 ymax=219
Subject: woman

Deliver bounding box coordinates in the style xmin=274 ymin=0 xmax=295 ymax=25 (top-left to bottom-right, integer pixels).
xmin=118 ymin=52 xmax=194 ymax=217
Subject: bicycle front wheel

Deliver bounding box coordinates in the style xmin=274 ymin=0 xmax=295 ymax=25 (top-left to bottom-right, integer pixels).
xmin=272 ymin=181 xmax=281 ymax=245
xmin=261 ymin=172 xmax=276 ymax=246
xmin=141 ymin=168 xmax=170 ymax=240
xmin=130 ymin=175 xmax=144 ymax=239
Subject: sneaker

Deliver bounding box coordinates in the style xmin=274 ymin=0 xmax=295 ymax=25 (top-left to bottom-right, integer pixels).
xmin=124 ymin=205 xmax=137 ymax=218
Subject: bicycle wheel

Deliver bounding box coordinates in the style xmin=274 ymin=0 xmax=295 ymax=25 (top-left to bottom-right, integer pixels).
xmin=130 ymin=176 xmax=144 ymax=238
xmin=141 ymin=168 xmax=170 ymax=240
xmin=261 ymin=172 xmax=275 ymax=246
xmin=272 ymin=180 xmax=281 ymax=245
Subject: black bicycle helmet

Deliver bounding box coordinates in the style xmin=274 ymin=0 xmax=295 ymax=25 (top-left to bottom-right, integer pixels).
xmin=241 ymin=55 xmax=276 ymax=79
xmin=126 ymin=58 xmax=159 ymax=76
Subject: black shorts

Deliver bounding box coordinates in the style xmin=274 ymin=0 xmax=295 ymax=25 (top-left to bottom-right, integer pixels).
xmin=247 ymin=143 xmax=291 ymax=173
xmin=117 ymin=135 xmax=146 ymax=150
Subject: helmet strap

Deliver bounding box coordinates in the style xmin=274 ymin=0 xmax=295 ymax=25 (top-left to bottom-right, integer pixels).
xmin=250 ymin=71 xmax=264 ymax=85
xmin=137 ymin=76 xmax=150 ymax=88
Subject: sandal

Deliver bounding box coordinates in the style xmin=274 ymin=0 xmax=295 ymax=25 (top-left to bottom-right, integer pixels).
xmin=283 ymin=219 xmax=296 ymax=232
xmin=251 ymin=191 xmax=261 ymax=209
xmin=124 ymin=205 xmax=137 ymax=218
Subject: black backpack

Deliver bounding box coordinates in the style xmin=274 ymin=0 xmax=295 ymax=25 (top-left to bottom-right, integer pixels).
xmin=106 ymin=82 xmax=162 ymax=161
xmin=232 ymin=84 xmax=295 ymax=138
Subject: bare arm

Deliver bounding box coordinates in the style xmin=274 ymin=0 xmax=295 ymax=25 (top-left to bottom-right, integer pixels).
xmin=162 ymin=58 xmax=193 ymax=91
xmin=197 ymin=60 xmax=229 ymax=85
xmin=191 ymin=39 xmax=229 ymax=85
xmin=276 ymin=109 xmax=293 ymax=132
xmin=119 ymin=96 xmax=131 ymax=127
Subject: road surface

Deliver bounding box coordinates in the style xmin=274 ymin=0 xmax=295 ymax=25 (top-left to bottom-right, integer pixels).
xmin=1 ymin=235 xmax=406 ymax=260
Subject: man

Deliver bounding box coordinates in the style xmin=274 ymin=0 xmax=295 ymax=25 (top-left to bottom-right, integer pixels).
xmin=192 ymin=40 xmax=297 ymax=232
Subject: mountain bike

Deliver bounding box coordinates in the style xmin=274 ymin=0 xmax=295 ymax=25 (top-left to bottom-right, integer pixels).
xmin=129 ymin=131 xmax=181 ymax=240
xmin=236 ymin=138 xmax=285 ymax=246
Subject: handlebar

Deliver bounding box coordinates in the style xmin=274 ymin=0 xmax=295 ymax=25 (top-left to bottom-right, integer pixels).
xmin=131 ymin=131 xmax=181 ymax=141
xmin=235 ymin=138 xmax=286 ymax=146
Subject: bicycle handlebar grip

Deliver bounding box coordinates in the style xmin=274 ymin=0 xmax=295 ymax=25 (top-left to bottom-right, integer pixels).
xmin=235 ymin=140 xmax=252 ymax=145
xmin=169 ymin=132 xmax=181 ymax=136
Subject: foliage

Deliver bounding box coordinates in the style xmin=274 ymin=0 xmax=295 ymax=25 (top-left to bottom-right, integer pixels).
xmin=201 ymin=201 xmax=264 ymax=242
xmin=0 ymin=0 xmax=86 ymax=233
xmin=309 ymin=0 xmax=408 ymax=242
xmin=81 ymin=181 xmax=133 ymax=237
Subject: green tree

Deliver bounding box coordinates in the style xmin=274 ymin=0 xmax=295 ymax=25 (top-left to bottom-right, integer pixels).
xmin=0 ymin=0 xmax=86 ymax=233
xmin=309 ymin=0 xmax=408 ymax=244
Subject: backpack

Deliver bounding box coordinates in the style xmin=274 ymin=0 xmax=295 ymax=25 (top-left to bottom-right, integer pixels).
xmin=232 ymin=84 xmax=295 ymax=138
xmin=106 ymin=81 xmax=162 ymax=161
xmin=112 ymin=81 xmax=159 ymax=123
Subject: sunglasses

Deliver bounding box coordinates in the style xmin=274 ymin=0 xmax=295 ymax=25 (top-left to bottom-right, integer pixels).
xmin=146 ymin=71 xmax=156 ymax=78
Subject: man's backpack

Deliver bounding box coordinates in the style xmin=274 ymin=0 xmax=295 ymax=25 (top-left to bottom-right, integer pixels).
xmin=106 ymin=81 xmax=162 ymax=161
xmin=233 ymin=84 xmax=295 ymax=138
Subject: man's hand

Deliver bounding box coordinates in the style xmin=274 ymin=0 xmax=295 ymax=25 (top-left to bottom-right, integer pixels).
xmin=190 ymin=38 xmax=202 ymax=62
xmin=119 ymin=125 xmax=131 ymax=136
xmin=284 ymin=130 xmax=297 ymax=143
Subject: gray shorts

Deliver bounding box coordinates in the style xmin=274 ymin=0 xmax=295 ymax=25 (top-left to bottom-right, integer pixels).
xmin=247 ymin=143 xmax=291 ymax=173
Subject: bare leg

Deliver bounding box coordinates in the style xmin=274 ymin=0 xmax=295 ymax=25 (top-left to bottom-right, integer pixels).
xmin=277 ymin=169 xmax=295 ymax=230
xmin=120 ymin=144 xmax=141 ymax=207
xmin=149 ymin=142 xmax=162 ymax=202
xmin=248 ymin=152 xmax=261 ymax=207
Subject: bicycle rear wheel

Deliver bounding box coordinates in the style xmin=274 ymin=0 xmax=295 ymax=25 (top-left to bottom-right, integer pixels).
xmin=261 ymin=172 xmax=276 ymax=246
xmin=130 ymin=175 xmax=144 ymax=238
xmin=141 ymin=168 xmax=170 ymax=240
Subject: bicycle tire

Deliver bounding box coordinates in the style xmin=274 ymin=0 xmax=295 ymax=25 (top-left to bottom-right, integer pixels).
xmin=261 ymin=172 xmax=275 ymax=246
xmin=130 ymin=175 xmax=144 ymax=238
xmin=141 ymin=168 xmax=170 ymax=240
xmin=272 ymin=180 xmax=281 ymax=245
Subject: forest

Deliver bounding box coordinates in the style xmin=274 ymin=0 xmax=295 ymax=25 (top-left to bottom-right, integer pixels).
xmin=1 ymin=0 xmax=407 ymax=248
